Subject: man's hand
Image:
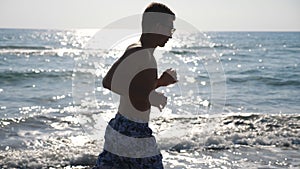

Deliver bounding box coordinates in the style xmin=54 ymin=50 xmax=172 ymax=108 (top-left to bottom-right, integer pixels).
xmin=149 ymin=91 xmax=167 ymax=112
xmin=157 ymin=68 xmax=178 ymax=87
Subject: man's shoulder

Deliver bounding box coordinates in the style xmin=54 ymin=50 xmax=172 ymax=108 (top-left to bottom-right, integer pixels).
xmin=125 ymin=42 xmax=143 ymax=54
xmin=122 ymin=42 xmax=150 ymax=59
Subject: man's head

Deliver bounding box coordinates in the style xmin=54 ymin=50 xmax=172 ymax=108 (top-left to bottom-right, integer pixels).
xmin=141 ymin=2 xmax=176 ymax=47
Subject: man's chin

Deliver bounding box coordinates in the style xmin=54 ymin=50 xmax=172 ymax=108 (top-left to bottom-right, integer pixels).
xmin=158 ymin=42 xmax=167 ymax=47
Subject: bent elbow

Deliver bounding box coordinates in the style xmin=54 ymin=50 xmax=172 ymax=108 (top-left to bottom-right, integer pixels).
xmin=102 ymin=77 xmax=111 ymax=90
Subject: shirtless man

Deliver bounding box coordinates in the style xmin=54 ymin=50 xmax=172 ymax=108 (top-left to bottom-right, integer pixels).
xmin=94 ymin=3 xmax=177 ymax=169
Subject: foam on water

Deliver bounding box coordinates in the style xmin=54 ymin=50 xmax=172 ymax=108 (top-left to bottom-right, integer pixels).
xmin=0 ymin=112 xmax=299 ymax=168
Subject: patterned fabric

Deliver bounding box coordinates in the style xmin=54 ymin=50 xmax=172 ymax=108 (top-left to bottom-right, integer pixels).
xmin=93 ymin=113 xmax=164 ymax=169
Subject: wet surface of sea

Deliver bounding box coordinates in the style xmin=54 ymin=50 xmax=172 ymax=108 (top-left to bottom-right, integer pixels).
xmin=0 ymin=29 xmax=299 ymax=168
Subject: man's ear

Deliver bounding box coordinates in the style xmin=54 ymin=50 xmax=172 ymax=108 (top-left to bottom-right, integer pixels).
xmin=151 ymin=23 xmax=161 ymax=34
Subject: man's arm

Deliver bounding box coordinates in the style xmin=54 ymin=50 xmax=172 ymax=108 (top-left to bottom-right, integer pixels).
xmin=102 ymin=60 xmax=119 ymax=90
xmin=102 ymin=47 xmax=150 ymax=96
xmin=128 ymin=68 xmax=158 ymax=111
xmin=102 ymin=49 xmax=133 ymax=95
xmin=155 ymin=68 xmax=178 ymax=88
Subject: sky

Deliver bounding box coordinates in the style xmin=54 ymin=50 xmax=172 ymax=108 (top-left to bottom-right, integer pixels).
xmin=0 ymin=0 xmax=299 ymax=31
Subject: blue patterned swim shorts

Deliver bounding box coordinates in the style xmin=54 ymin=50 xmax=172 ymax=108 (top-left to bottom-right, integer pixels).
xmin=93 ymin=113 xmax=163 ymax=169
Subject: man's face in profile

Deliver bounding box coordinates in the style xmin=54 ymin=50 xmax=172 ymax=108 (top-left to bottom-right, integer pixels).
xmin=154 ymin=18 xmax=175 ymax=47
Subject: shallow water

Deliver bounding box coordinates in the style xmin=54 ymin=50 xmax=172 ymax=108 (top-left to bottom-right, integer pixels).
xmin=0 ymin=113 xmax=299 ymax=168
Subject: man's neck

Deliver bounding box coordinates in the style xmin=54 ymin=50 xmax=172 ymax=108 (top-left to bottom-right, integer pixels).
xmin=140 ymin=35 xmax=157 ymax=54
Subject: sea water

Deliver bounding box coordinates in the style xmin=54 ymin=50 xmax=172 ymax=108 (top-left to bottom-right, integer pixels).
xmin=0 ymin=29 xmax=299 ymax=168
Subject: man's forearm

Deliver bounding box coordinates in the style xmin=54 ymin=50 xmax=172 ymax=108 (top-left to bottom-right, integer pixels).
xmin=155 ymin=78 xmax=164 ymax=89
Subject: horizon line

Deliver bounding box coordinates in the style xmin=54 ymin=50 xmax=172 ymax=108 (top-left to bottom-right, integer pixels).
xmin=0 ymin=27 xmax=300 ymax=32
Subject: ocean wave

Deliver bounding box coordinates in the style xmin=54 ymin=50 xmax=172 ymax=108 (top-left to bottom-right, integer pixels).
xmin=0 ymin=47 xmax=85 ymax=58
xmin=0 ymin=112 xmax=299 ymax=168
xmin=171 ymin=43 xmax=233 ymax=52
xmin=154 ymin=113 xmax=299 ymax=152
xmin=0 ymin=70 xmax=73 ymax=83
xmin=0 ymin=45 xmax=52 ymax=50
xmin=238 ymin=69 xmax=262 ymax=75
xmin=2 ymin=113 xmax=299 ymax=150
xmin=169 ymin=49 xmax=195 ymax=55
xmin=228 ymin=75 xmax=300 ymax=87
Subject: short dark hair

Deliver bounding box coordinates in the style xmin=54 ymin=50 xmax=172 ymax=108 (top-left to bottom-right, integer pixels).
xmin=144 ymin=2 xmax=175 ymax=15
xmin=142 ymin=2 xmax=175 ymax=33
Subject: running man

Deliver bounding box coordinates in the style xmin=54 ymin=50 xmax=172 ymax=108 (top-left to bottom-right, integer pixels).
xmin=94 ymin=2 xmax=177 ymax=169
